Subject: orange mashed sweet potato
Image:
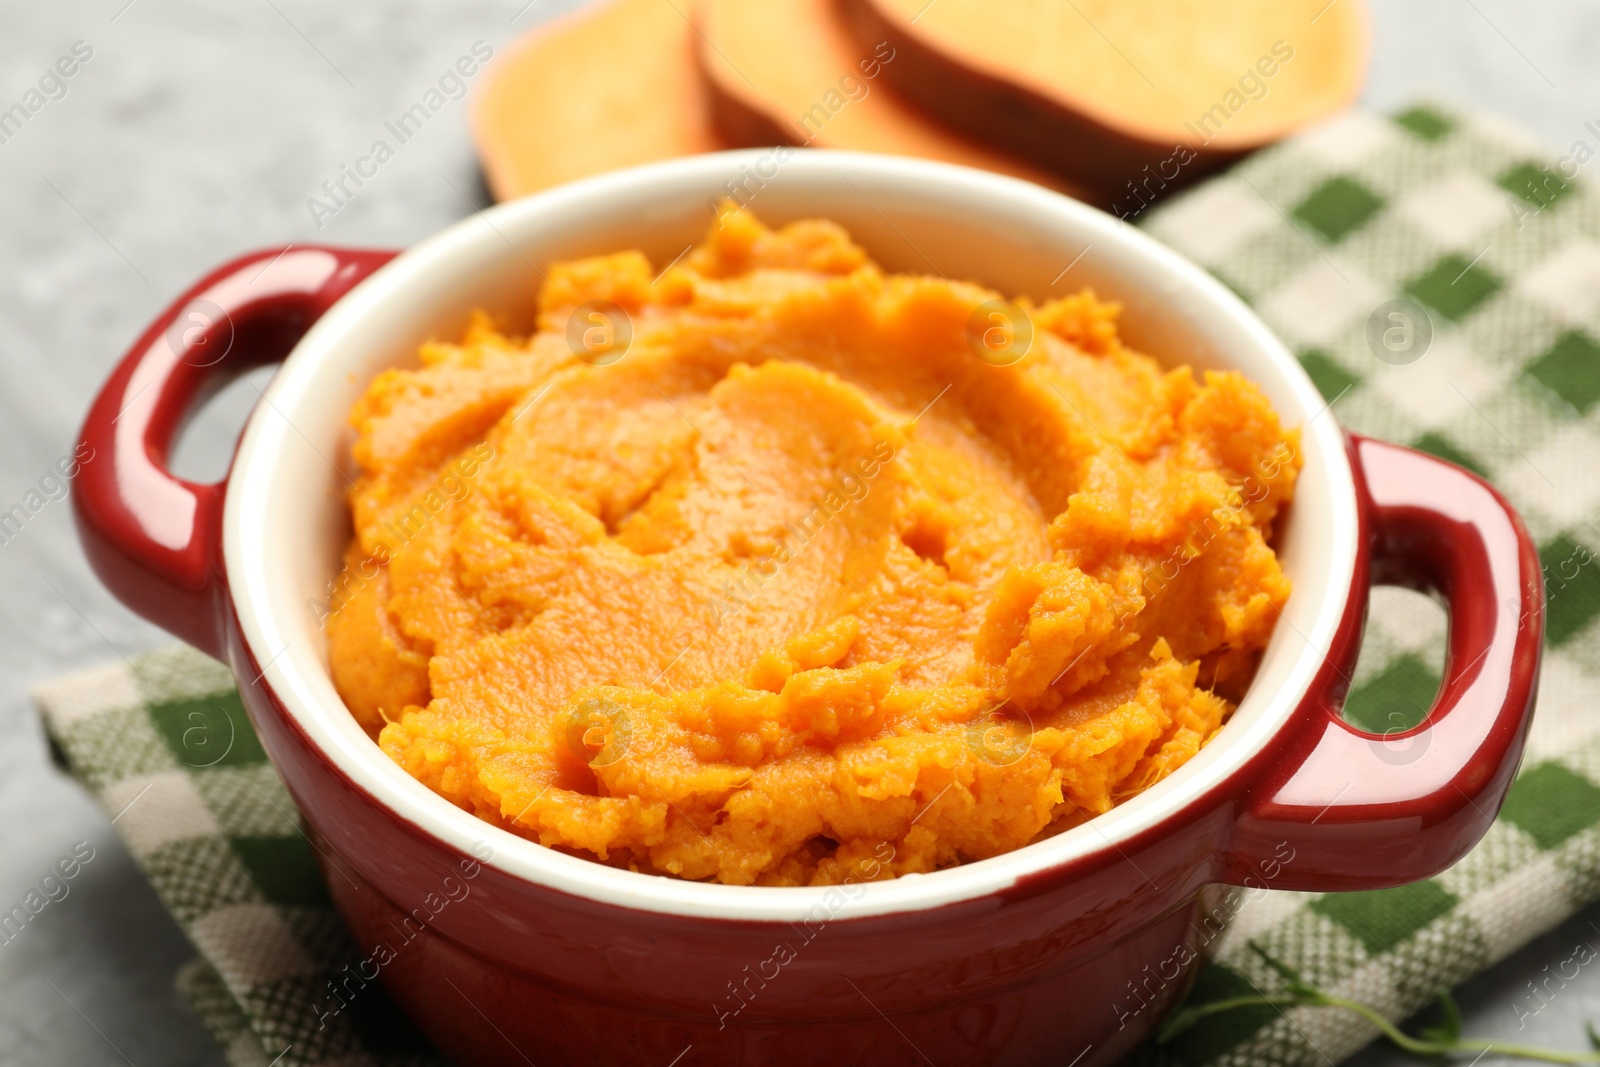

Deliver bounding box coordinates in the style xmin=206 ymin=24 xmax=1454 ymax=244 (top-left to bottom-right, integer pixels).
xmin=326 ymin=207 xmax=1299 ymax=887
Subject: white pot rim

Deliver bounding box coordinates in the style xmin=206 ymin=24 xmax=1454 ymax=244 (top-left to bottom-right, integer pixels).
xmin=225 ymin=149 xmax=1357 ymax=923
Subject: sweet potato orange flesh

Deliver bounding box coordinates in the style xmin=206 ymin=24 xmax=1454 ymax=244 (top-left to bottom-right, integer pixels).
xmin=694 ymin=0 xmax=1075 ymax=195
xmin=841 ymin=0 xmax=1369 ymax=196
xmin=472 ymin=0 xmax=729 ymax=201
xmin=328 ymin=209 xmax=1300 ymax=886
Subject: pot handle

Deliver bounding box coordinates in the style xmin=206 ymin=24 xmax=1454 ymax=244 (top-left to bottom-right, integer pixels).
xmin=1224 ymin=434 xmax=1544 ymax=892
xmin=72 ymin=247 xmax=397 ymax=660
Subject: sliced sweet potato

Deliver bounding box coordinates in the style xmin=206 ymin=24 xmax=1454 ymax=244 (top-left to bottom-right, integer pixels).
xmin=472 ymin=0 xmax=729 ymax=200
xmin=693 ymin=0 xmax=1075 ymax=194
xmin=840 ymin=0 xmax=1369 ymax=198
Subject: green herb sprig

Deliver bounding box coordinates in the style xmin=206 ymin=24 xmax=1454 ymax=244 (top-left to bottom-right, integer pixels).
xmin=1156 ymin=943 xmax=1600 ymax=1064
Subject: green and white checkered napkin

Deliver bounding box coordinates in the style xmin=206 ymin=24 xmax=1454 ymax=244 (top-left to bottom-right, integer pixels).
xmin=32 ymin=101 xmax=1600 ymax=1067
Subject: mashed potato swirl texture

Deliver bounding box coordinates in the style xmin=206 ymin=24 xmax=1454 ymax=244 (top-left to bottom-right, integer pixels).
xmin=327 ymin=209 xmax=1299 ymax=887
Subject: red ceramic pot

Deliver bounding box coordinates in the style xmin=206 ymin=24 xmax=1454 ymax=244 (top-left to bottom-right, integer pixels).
xmin=73 ymin=153 xmax=1543 ymax=1067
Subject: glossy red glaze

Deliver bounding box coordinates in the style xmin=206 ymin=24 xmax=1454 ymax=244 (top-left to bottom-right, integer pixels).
xmin=76 ymin=248 xmax=1544 ymax=1067
xmin=72 ymin=246 xmax=396 ymax=658
xmin=1226 ymin=435 xmax=1545 ymax=892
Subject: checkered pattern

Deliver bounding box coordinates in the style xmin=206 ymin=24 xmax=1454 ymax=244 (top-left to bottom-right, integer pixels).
xmin=30 ymin=102 xmax=1600 ymax=1066
xmin=34 ymin=646 xmax=445 ymax=1067
xmin=1135 ymin=102 xmax=1600 ymax=1066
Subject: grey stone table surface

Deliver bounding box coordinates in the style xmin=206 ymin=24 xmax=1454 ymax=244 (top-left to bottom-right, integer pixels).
xmin=0 ymin=2 xmax=1596 ymax=1064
